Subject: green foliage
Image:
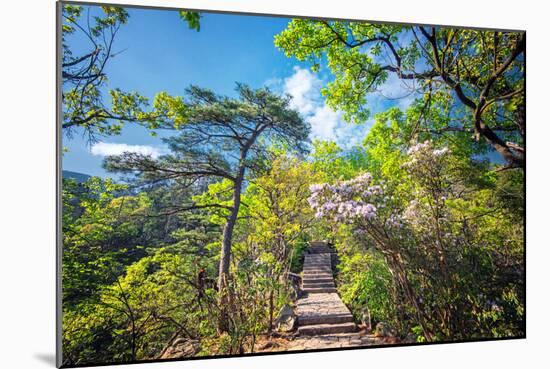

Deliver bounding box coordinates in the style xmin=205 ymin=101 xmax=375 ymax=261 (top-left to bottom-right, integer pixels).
xmin=338 ymin=249 xmax=397 ymax=330
xmin=179 ymin=11 xmax=201 ymax=31
xmin=63 ymin=247 xmax=218 ymax=364
xmin=274 ymin=20 xmax=406 ymax=124
xmin=62 ymin=177 xmax=151 ymax=306
xmin=244 ymin=155 xmax=319 ymax=260
xmin=311 ymin=140 xmax=368 ymax=181
xmin=62 ymin=176 xmax=222 ymax=365
xmin=275 ymin=20 xmax=525 ymax=167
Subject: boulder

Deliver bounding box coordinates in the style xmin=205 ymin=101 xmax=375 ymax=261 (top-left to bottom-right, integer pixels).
xmin=275 ymin=304 xmax=297 ymax=332
xmin=287 ymin=272 xmax=302 ymax=299
xmin=374 ymin=322 xmax=396 ymax=337
xmin=159 ymin=338 xmax=200 ymax=359
xmin=403 ymin=333 xmax=417 ymax=343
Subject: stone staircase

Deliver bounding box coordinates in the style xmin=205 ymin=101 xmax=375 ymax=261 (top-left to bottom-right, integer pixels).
xmin=296 ymin=241 xmax=357 ymax=336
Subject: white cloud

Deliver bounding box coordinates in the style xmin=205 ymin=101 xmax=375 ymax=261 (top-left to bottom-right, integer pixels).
xmin=308 ymin=104 xmax=341 ymax=140
xmin=283 ymin=66 xmax=321 ymax=116
xmin=377 ymin=73 xmax=420 ymax=108
xmin=362 ymin=72 xmax=421 ymax=116
xmin=270 ymin=64 xmax=423 ymax=149
xmin=334 ymin=118 xmax=375 ymax=148
xmin=280 ymin=66 xmax=370 ymax=149
xmin=91 ymin=142 xmax=165 ymax=159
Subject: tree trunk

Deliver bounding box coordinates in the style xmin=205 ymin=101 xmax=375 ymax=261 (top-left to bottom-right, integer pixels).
xmin=391 ymin=255 xmax=434 ymax=341
xmin=217 ymin=168 xmax=245 ymax=332
xmin=216 ymin=126 xmax=266 ymax=332
xmin=268 ymin=289 xmax=274 ymax=333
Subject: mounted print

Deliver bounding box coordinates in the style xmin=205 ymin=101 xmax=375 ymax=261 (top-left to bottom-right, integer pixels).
xmin=57 ymin=1 xmax=526 ymax=367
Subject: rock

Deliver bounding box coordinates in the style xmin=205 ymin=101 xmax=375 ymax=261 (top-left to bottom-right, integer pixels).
xmin=403 ymin=333 xmax=417 ymax=343
xmin=275 ymin=304 xmax=297 ymax=332
xmin=374 ymin=322 xmax=396 ymax=337
xmin=259 ymin=340 xmax=279 ymax=350
xmin=287 ymin=272 xmax=302 ymax=299
xmin=160 ymin=338 xmax=200 ymax=359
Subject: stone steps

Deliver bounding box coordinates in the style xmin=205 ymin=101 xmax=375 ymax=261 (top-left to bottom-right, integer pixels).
xmin=296 ymin=241 xmax=357 ymax=336
xmin=297 ymin=322 xmax=357 ymax=336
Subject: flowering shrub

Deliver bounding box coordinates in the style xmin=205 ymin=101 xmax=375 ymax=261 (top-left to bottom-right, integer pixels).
xmin=308 ymin=140 xmax=524 ymax=341
xmin=308 ymin=141 xmax=451 ymax=232
xmin=403 ymin=140 xmax=450 ymax=175
xmin=402 ymin=140 xmax=451 ymax=229
xmin=308 ymin=173 xmax=382 ymax=223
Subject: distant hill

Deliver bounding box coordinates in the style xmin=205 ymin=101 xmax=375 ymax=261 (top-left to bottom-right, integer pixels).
xmin=62 ymin=170 xmax=91 ymax=183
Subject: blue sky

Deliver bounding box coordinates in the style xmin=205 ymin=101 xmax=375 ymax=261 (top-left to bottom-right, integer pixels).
xmin=63 ymin=5 xmax=411 ymax=177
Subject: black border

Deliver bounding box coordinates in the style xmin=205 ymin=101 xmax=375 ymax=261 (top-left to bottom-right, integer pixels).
xmin=56 ymin=1 xmax=527 ymax=368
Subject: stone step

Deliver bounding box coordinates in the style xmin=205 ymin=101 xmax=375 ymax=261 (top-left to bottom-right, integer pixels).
xmin=302 ymin=274 xmax=334 ymax=280
xmin=304 ymin=265 xmax=330 ymax=268
xmin=305 ymin=254 xmax=330 ymax=258
xmin=304 ymin=261 xmax=331 ymax=265
xmin=303 ymin=263 xmax=331 ymax=267
xmin=308 ymin=250 xmax=332 ymax=254
xmin=303 ymin=281 xmax=334 ymax=287
xmin=310 ymin=241 xmax=329 ymax=247
xmin=303 ymin=265 xmax=331 ymax=268
xmin=298 ymin=313 xmax=354 ymax=326
xmin=303 ymin=282 xmax=335 ymax=289
xmin=303 ymin=269 xmax=333 ymax=274
xmin=302 ymin=277 xmax=334 ymax=284
xmin=303 ymin=287 xmax=338 ymax=293
xmin=297 ymin=322 xmax=357 ymax=336
xmin=302 ymin=271 xmax=333 ymax=277
xmin=305 ymin=254 xmax=331 ymax=258
xmin=303 ymin=279 xmax=335 ymax=284
xmin=302 ymin=280 xmax=334 ymax=288
xmin=304 ymin=259 xmax=330 ymax=262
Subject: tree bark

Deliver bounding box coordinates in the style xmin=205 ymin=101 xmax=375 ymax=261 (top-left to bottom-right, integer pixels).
xmin=217 ymin=167 xmax=245 ymax=332
xmin=268 ymin=289 xmax=274 ymax=333
xmin=216 ymin=125 xmax=267 ymax=332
